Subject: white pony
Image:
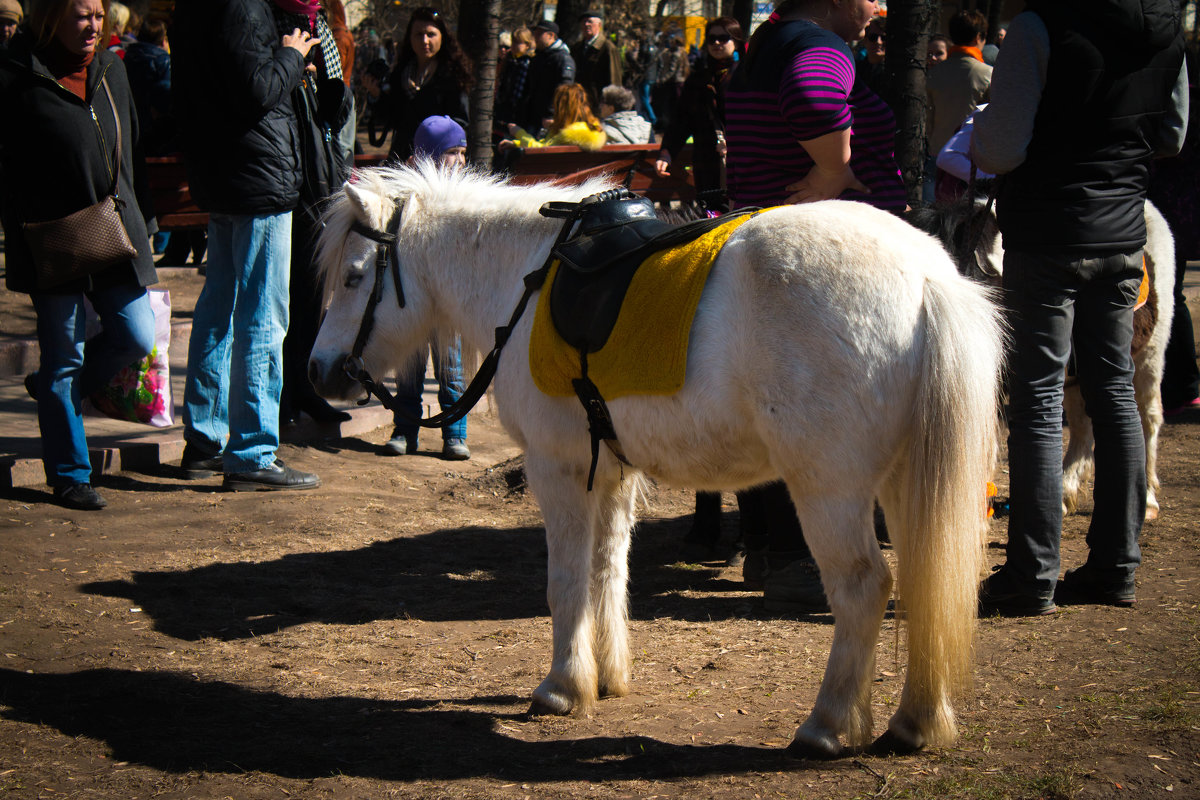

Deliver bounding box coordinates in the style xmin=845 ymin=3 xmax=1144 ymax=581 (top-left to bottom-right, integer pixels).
xmin=919 ymin=201 xmax=1175 ymax=520
xmin=308 ymin=164 xmax=1005 ymax=758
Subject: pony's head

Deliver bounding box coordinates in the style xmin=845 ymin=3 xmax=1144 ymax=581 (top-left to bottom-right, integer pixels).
xmin=308 ymin=162 xmax=619 ymax=400
xmin=905 ymin=193 xmax=1003 ymax=284
xmin=308 ymin=164 xmax=442 ymax=399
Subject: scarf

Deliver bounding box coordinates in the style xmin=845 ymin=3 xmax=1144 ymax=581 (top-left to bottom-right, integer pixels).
xmin=271 ymin=6 xmax=343 ymax=85
xmin=703 ymin=55 xmax=733 ymax=130
xmin=401 ymin=58 xmax=439 ymax=99
xmin=950 ymin=45 xmax=984 ymax=63
xmin=273 ymin=0 xmax=320 ymax=27
xmin=39 ymin=38 xmax=94 ymax=100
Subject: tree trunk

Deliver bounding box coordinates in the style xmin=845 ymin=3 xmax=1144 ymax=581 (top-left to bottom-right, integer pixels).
xmin=731 ymin=0 xmax=753 ymax=38
xmin=458 ymin=0 xmax=502 ymax=165
xmin=555 ymin=0 xmax=589 ymax=44
xmin=882 ymin=0 xmax=938 ymax=207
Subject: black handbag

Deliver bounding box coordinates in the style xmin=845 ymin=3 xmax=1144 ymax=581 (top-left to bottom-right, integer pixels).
xmin=23 ymin=77 xmax=139 ymax=290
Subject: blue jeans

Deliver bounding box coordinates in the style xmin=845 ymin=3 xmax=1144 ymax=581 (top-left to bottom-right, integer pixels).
xmin=32 ymin=284 xmax=155 ymax=486
xmin=183 ymin=212 xmax=291 ymax=473
xmin=1003 ymin=249 xmax=1146 ymax=596
xmin=393 ymin=336 xmax=466 ymax=443
xmin=637 ymin=81 xmax=656 ymax=126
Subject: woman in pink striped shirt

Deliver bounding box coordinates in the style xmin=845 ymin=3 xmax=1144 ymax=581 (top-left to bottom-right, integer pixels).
xmin=722 ymin=0 xmax=904 ymax=612
xmin=725 ymin=0 xmax=904 ymax=211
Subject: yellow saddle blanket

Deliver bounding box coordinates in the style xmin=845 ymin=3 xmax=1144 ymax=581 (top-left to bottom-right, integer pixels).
xmin=529 ymin=213 xmax=756 ymax=398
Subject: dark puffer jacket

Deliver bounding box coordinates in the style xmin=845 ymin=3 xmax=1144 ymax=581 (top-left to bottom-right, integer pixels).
xmin=0 ymin=36 xmax=156 ymax=295
xmin=170 ymin=0 xmax=305 ymax=215
xmin=997 ymin=0 xmax=1185 ymax=254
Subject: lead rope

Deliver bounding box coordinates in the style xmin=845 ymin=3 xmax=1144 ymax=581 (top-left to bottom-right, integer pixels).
xmin=343 ymin=197 xmax=593 ymax=429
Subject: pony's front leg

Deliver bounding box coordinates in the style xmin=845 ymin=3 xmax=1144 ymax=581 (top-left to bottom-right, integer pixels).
xmin=525 ymin=452 xmax=599 ymax=715
xmin=1062 ymin=385 xmax=1095 ymax=516
xmin=589 ymin=471 xmax=638 ymax=699
xmin=786 ymin=493 xmax=891 ymax=759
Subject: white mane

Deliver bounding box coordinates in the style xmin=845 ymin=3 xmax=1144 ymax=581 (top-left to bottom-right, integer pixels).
xmin=316 ymin=161 xmax=618 ymax=289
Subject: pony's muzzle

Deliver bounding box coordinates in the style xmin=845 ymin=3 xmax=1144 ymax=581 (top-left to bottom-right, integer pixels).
xmin=308 ymin=354 xmax=359 ymax=400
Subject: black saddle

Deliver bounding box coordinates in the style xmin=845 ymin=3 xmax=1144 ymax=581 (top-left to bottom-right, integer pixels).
xmin=534 ymin=189 xmax=755 ymax=490
xmin=548 ymin=193 xmax=750 ymax=353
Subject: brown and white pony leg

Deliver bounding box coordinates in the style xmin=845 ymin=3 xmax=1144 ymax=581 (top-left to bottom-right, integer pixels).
xmin=1133 ymin=352 xmax=1164 ymax=521
xmin=1062 ymin=383 xmax=1095 ymax=516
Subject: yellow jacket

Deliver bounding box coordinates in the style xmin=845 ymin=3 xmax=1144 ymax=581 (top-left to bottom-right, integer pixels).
xmin=513 ymin=121 xmax=607 ymax=151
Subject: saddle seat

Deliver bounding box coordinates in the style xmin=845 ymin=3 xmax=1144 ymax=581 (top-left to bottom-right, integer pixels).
xmin=548 ymin=194 xmax=745 ymax=353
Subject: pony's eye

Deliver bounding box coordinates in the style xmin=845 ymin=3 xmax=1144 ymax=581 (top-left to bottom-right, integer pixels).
xmin=345 ymin=272 xmax=364 ymax=289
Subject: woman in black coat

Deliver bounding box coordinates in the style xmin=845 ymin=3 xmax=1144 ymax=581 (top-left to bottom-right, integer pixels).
xmin=0 ymin=0 xmax=157 ymax=510
xmin=363 ymin=6 xmax=472 ymax=162
xmin=654 ymin=16 xmax=743 ymax=212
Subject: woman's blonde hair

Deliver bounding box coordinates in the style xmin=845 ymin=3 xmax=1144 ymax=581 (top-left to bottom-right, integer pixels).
xmin=107 ymin=1 xmax=128 ymax=34
xmin=511 ymin=26 xmax=535 ymax=50
xmin=27 ymin=0 xmax=112 ymax=49
xmin=547 ymin=83 xmax=602 ymax=137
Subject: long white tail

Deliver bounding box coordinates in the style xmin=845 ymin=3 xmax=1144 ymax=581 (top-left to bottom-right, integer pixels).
xmin=891 ymin=271 xmax=1004 ymax=745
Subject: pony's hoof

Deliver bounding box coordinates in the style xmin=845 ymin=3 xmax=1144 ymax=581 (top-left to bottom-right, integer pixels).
xmin=785 ymin=734 xmax=844 ymax=760
xmin=527 ymin=698 xmax=569 ymax=716
xmin=1145 ymin=505 xmax=1159 ymax=522
xmin=598 ymin=681 xmax=629 ymax=699
xmin=869 ymin=729 xmax=925 ymax=757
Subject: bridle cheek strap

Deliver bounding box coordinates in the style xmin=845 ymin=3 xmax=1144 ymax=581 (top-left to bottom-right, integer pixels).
xmin=341 ymin=194 xmax=597 ymax=431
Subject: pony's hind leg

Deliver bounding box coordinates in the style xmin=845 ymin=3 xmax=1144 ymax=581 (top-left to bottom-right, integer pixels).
xmin=787 ymin=492 xmax=891 ymax=759
xmin=525 ymin=452 xmax=600 ymax=715
xmin=590 ymin=471 xmax=638 ymax=699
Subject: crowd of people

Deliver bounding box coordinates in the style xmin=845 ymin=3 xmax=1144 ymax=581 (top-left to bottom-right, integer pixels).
xmin=0 ymin=0 xmax=1195 ymax=620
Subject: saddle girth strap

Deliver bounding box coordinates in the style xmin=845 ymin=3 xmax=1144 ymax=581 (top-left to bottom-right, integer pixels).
xmin=571 ymin=350 xmax=631 ymax=491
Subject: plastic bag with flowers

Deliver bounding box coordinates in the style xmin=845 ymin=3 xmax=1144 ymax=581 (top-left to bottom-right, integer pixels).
xmin=84 ymin=288 xmax=174 ymax=427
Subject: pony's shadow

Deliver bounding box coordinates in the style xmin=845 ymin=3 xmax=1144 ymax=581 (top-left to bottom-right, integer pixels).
xmin=82 ymin=517 xmax=790 ymax=642
xmin=0 ymin=668 xmax=830 ymax=782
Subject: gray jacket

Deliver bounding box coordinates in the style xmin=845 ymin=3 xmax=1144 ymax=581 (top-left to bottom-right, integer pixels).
xmin=602 ymin=110 xmax=652 ymax=144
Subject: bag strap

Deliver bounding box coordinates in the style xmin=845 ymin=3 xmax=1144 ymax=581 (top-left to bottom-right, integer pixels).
xmin=98 ymin=76 xmax=122 ymax=196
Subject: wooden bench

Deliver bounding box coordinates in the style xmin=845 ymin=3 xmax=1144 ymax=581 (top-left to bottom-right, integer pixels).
xmin=503 ymin=143 xmax=696 ymax=203
xmin=146 ymin=144 xmax=696 ymax=232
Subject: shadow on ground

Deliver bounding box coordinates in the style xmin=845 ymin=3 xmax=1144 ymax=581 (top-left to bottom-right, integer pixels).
xmin=81 ymin=517 xmax=821 ymax=641
xmin=0 ymin=668 xmax=840 ymax=782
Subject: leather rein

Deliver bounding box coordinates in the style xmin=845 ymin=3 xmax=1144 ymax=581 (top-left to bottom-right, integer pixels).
xmin=340 ymin=193 xmax=617 ymax=428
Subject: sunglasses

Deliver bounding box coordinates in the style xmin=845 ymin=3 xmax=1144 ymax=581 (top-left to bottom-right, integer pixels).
xmin=706 ymin=33 xmax=732 ymax=45
xmin=866 ymin=32 xmax=885 ymax=42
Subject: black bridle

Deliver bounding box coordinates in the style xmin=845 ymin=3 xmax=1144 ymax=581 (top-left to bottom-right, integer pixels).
xmin=339 ymin=193 xmax=611 ymax=429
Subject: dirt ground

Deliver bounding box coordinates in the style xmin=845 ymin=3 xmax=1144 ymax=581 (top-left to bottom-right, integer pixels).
xmin=0 ymin=394 xmax=1198 ymax=799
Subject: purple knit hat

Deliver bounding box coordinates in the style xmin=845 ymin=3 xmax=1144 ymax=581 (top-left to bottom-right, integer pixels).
xmin=413 ymin=116 xmax=467 ymax=158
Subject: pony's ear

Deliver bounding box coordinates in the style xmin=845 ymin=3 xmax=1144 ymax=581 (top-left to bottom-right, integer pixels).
xmin=344 ymin=182 xmax=390 ymax=228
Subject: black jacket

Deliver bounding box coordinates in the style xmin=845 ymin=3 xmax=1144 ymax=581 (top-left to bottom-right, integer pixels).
xmin=0 ymin=36 xmax=156 ymax=294
xmin=272 ymin=8 xmax=352 ymax=211
xmin=660 ymin=55 xmax=735 ymax=195
xmin=170 ymin=0 xmax=305 ymax=215
xmin=376 ymin=60 xmax=469 ymax=162
xmin=571 ymin=35 xmax=623 ymax=107
xmin=998 ymin=0 xmax=1185 ymax=254
xmin=519 ymin=39 xmax=575 ymax=133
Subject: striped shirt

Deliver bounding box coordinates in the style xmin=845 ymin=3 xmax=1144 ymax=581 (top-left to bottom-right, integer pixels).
xmin=726 ymin=19 xmax=905 ymax=211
